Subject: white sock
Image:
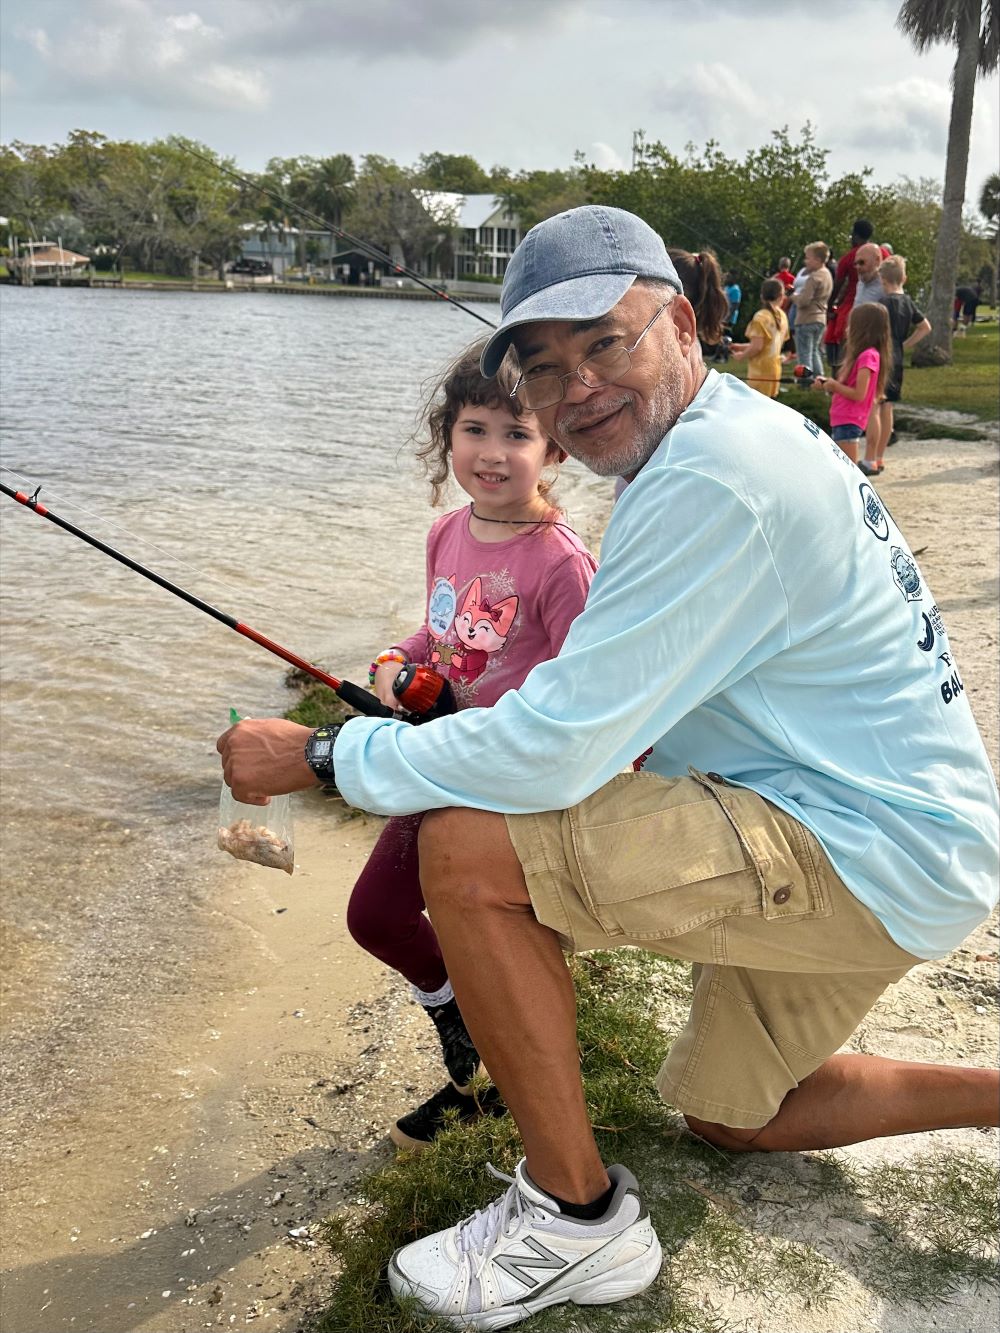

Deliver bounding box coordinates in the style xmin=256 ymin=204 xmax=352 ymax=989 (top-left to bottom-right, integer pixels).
xmin=412 ymin=979 xmax=454 ymax=1009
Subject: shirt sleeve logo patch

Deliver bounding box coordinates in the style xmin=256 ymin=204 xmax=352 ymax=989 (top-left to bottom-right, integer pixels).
xmin=890 ymin=546 xmax=922 ymax=602
xmin=859 ymin=483 xmax=889 ymax=540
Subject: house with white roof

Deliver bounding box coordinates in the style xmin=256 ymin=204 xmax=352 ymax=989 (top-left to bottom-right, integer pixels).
xmin=417 ymin=192 xmax=523 ymax=281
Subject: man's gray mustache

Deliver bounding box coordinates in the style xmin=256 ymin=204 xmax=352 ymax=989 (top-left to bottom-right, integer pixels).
xmin=557 ymin=393 xmax=634 ymax=435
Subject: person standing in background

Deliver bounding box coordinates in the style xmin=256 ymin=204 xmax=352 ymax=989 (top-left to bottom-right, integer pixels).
xmin=791 ymin=243 xmax=833 ymax=378
xmin=853 ymin=244 xmax=886 ymax=308
xmin=824 ymin=218 xmax=876 ymax=372
xmin=861 ymin=255 xmax=931 ymax=475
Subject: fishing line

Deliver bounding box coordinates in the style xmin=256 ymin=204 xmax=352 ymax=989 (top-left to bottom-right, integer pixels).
xmin=0 ymin=464 xmax=289 ymax=622
xmin=180 ymin=144 xmax=498 ymax=329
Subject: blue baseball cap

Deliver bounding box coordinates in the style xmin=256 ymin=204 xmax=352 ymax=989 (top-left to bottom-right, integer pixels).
xmin=480 ymin=206 xmax=682 ymax=377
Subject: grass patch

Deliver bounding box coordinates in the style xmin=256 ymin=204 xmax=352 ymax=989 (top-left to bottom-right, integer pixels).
xmin=858 ymin=1151 xmax=1000 ymax=1301
xmin=281 ymin=667 xmax=354 ymax=727
xmin=905 ymin=318 xmax=999 ymax=421
xmin=310 ymin=950 xmax=998 ymax=1332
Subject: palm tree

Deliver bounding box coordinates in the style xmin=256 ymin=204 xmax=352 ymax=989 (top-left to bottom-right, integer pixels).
xmin=896 ymin=0 xmax=999 ymax=363
xmin=980 ymin=171 xmax=1000 ymax=303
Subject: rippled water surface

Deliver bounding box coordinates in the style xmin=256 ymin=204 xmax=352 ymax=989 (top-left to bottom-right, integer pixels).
xmin=0 ymin=286 xmax=609 ymax=1027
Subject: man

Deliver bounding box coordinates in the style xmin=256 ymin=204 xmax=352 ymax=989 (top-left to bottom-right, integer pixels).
xmin=823 ymin=217 xmax=877 ymax=370
xmin=953 ymin=283 xmax=982 ymax=333
xmin=219 ymin=207 xmax=999 ymax=1330
xmin=852 ymin=242 xmax=886 ymax=308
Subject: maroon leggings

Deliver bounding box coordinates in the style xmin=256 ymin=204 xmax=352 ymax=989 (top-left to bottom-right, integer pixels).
xmin=345 ymin=813 xmax=448 ymax=993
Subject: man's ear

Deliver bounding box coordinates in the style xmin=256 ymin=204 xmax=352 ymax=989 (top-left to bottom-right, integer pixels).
xmin=670 ymin=295 xmax=699 ymax=350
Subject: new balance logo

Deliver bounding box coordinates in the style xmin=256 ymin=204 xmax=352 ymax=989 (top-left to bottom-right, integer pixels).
xmin=494 ymin=1236 xmax=568 ymax=1288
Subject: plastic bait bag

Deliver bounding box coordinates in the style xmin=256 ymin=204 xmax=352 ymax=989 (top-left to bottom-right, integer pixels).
xmin=218 ymin=784 xmax=294 ymax=874
xmin=216 ymin=709 xmax=294 ymax=874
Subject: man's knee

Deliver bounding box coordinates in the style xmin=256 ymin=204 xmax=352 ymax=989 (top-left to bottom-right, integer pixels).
xmin=418 ymin=809 xmax=529 ymax=914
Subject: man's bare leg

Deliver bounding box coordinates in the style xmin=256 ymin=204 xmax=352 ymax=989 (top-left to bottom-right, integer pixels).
xmin=687 ymin=1053 xmax=1000 ymax=1152
xmin=418 ymin=807 xmax=609 ymax=1205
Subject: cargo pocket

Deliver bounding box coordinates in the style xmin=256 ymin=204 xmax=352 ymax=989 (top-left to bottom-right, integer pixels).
xmin=567 ymin=773 xmax=764 ymax=940
xmin=689 ymin=771 xmax=831 ymax=923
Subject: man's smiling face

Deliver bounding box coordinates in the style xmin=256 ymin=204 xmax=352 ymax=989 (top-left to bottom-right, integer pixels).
xmin=512 ymin=284 xmax=702 ymax=479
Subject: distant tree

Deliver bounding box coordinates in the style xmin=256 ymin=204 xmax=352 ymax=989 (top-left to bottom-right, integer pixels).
xmin=493 ymin=167 xmax=589 ymax=229
xmin=980 ymin=171 xmax=1000 ymax=301
xmin=584 ymin=126 xmax=892 ymax=325
xmin=309 ymin=154 xmax=355 ymax=229
xmin=344 ymin=155 xmax=447 ymax=272
xmin=416 ymin=152 xmax=490 ymax=194
xmin=0 ymin=140 xmax=65 ymax=240
xmin=896 ymin=0 xmax=1000 ymax=363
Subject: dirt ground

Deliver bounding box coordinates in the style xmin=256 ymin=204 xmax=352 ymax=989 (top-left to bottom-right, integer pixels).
xmin=1 ymin=420 xmax=997 ymax=1333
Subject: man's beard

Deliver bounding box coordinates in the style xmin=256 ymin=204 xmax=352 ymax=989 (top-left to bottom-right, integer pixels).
xmin=554 ymin=347 xmax=688 ymax=478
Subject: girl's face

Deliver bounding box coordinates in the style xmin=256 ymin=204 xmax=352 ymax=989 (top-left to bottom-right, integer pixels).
xmin=450 ymin=402 xmax=556 ymax=518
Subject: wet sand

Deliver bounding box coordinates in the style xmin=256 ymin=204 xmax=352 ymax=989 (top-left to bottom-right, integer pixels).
xmin=1 ymin=422 xmax=997 ymax=1332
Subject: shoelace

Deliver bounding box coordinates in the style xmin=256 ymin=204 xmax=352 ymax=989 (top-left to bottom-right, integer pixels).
xmin=455 ymin=1164 xmax=542 ymax=1257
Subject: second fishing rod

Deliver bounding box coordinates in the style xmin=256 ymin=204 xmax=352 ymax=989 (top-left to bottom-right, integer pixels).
xmin=0 ymin=479 xmax=455 ymax=724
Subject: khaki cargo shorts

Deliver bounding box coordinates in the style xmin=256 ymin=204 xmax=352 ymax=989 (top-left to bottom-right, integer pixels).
xmin=505 ymin=769 xmax=919 ymax=1129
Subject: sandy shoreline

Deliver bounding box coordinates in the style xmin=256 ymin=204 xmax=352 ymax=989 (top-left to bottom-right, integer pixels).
xmin=1 ymin=421 xmax=997 ymax=1333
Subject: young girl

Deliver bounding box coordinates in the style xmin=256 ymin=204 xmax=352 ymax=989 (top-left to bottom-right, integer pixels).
xmin=346 ymin=340 xmax=597 ymax=1149
xmin=730 ymin=278 xmax=789 ymax=397
xmin=812 ymin=302 xmax=891 ymax=466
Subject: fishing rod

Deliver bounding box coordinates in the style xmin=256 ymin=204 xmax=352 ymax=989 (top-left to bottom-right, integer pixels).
xmin=0 ymin=480 xmax=454 ymax=723
xmin=180 ymin=143 xmax=497 ymax=329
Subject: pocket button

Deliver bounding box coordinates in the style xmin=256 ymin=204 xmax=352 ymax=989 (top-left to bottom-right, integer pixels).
xmin=707 ymin=771 xmax=725 ymax=783
xmin=772 ymin=886 xmax=792 ymax=905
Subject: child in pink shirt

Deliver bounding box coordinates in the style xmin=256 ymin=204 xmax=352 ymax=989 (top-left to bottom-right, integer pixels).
xmin=347 ymin=339 xmax=597 ymax=1148
xmin=812 ymin=303 xmax=891 ymax=464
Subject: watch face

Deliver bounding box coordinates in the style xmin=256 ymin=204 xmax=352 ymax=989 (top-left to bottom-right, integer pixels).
xmin=311 ymin=739 xmax=333 ymax=759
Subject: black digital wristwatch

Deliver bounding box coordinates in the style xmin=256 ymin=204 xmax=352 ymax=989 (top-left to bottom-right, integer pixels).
xmin=304 ymin=724 xmax=341 ymax=784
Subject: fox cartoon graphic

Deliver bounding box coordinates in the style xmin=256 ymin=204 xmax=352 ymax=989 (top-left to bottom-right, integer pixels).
xmin=431 ymin=576 xmax=518 ymax=684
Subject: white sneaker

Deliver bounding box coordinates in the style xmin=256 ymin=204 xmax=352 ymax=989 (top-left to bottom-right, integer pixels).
xmin=387 ymin=1158 xmax=662 ymax=1330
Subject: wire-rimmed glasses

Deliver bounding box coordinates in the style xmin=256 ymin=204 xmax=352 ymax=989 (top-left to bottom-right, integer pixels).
xmin=510 ymin=301 xmax=670 ymax=411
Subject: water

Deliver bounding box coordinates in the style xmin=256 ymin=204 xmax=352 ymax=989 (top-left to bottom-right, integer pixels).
xmin=0 ymin=285 xmax=610 ymax=1088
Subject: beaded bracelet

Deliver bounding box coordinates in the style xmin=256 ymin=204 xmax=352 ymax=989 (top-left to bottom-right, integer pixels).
xmin=368 ymin=648 xmax=407 ymax=687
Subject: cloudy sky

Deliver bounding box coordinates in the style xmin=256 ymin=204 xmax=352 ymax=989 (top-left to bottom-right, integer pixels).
xmin=1 ymin=0 xmax=997 ymax=205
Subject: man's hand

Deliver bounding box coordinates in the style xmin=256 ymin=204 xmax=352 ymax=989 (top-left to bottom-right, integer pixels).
xmin=216 ymin=718 xmax=320 ymax=805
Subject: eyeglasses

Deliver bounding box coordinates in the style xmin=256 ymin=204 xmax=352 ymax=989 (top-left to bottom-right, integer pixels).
xmin=511 ymin=302 xmax=670 ymax=411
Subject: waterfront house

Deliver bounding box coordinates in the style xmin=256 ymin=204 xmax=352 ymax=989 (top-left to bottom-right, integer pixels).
xmin=415 ymin=192 xmax=523 ymax=281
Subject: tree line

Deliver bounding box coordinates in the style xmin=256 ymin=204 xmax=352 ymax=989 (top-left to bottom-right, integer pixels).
xmin=1 ymin=127 xmax=996 ymax=334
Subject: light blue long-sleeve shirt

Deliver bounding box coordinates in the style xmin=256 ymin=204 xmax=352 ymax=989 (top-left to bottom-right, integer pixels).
xmin=335 ymin=371 xmax=998 ymax=959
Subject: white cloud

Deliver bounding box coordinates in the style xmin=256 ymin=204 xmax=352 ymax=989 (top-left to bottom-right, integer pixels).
xmin=11 ymin=0 xmax=268 ymax=111
xmin=650 ymin=61 xmax=770 ymax=145
xmin=590 ymin=141 xmax=625 ymax=171
xmin=16 ymin=25 xmax=51 ymax=57
xmin=844 ymin=77 xmax=950 ymax=155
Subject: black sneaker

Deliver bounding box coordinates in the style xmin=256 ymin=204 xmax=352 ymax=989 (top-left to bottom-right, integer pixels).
xmin=424 ymin=996 xmax=480 ymax=1089
xmin=390 ymin=1081 xmax=505 ymax=1151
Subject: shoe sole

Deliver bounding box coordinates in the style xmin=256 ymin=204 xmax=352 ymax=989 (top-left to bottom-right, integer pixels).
xmin=389 ymin=1226 xmax=663 ymax=1330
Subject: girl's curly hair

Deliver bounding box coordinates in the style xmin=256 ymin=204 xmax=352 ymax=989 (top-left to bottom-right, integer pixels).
xmin=414 ymin=339 xmax=559 ymax=508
